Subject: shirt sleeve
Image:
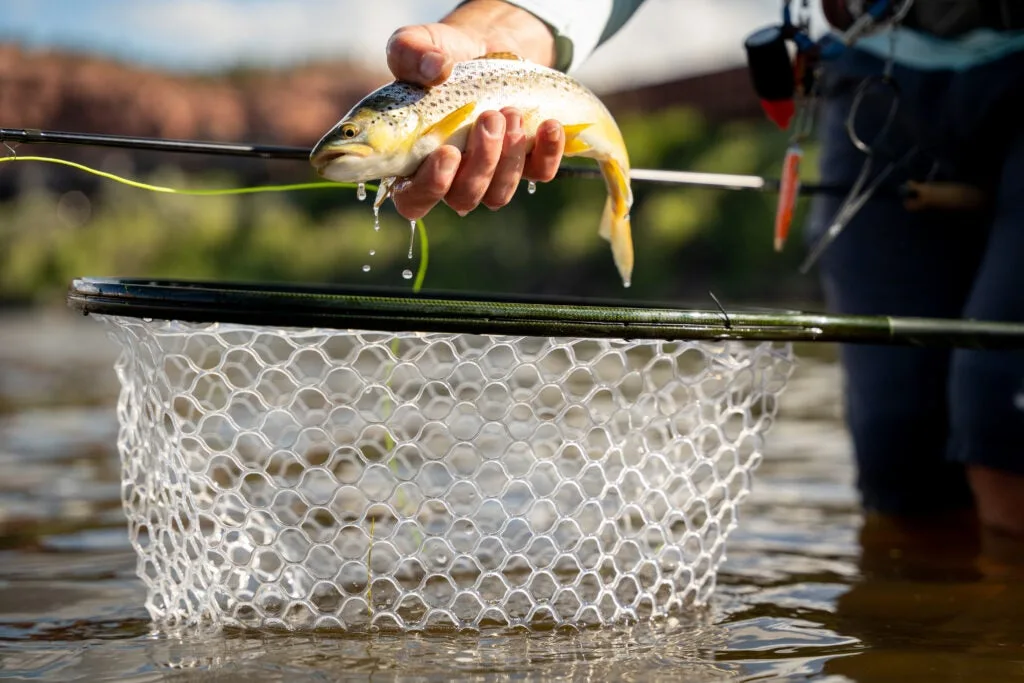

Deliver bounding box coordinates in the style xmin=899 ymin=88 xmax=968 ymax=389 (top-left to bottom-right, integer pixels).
xmin=497 ymin=0 xmax=648 ymax=72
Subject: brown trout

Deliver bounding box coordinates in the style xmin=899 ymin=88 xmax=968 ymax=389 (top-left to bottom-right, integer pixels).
xmin=309 ymin=53 xmax=635 ymax=287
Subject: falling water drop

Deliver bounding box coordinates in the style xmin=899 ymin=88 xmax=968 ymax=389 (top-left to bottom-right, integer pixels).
xmin=373 ymin=205 xmax=381 ymax=232
xmin=362 ymin=264 xmax=371 ymax=273
xmin=408 ymin=220 xmax=416 ymax=259
xmin=527 ymin=180 xmax=537 ymax=195
xmin=369 ymin=249 xmax=376 ymax=256
xmin=402 ymin=269 xmax=413 ymax=280
xmin=356 ymin=183 xmax=367 ymax=201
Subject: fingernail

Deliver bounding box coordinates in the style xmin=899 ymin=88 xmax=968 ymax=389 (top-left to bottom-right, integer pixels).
xmin=507 ymin=112 xmax=523 ymax=133
xmin=419 ymin=52 xmax=444 ymax=82
xmin=545 ymin=124 xmax=562 ymax=142
xmin=482 ymin=113 xmax=503 ymax=137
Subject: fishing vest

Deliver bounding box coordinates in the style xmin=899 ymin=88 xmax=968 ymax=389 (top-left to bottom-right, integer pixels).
xmin=822 ymin=0 xmax=1024 ymax=38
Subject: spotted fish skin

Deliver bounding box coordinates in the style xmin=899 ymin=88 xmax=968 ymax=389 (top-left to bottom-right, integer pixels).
xmin=310 ymin=54 xmax=635 ymax=287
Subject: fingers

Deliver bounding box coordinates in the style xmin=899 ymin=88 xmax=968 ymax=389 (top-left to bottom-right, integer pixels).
xmin=446 ymin=111 xmax=507 ymax=214
xmin=391 ymin=146 xmax=461 ymax=220
xmin=482 ymin=109 xmax=528 ymax=210
xmin=386 ymin=23 xmax=485 ymax=86
xmin=386 ymin=26 xmax=452 ymax=86
xmin=392 ymin=112 xmax=568 ymax=220
xmin=523 ymin=119 xmax=565 ymax=183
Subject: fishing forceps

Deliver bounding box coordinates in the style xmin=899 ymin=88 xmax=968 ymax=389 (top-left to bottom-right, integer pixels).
xmin=799 ymin=68 xmax=921 ymax=273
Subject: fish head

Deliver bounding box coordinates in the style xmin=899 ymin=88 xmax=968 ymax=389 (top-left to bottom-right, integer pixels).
xmin=310 ymin=85 xmax=425 ymax=183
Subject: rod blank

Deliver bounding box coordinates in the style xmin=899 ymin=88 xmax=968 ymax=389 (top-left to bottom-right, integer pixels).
xmin=1 ymin=127 xmax=310 ymax=160
xmin=2 ymin=126 xmax=852 ymax=196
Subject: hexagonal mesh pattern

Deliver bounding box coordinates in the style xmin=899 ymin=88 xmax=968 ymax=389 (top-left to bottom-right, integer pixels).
xmin=97 ymin=315 xmax=794 ymax=632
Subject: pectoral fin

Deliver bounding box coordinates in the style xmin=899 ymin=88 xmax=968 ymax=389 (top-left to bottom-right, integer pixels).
xmin=422 ymin=100 xmax=477 ymax=142
xmin=598 ymin=158 xmax=635 ymax=287
xmin=562 ymin=123 xmax=594 ymax=156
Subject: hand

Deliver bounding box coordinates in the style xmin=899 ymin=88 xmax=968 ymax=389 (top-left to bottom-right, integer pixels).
xmin=384 ymin=3 xmax=566 ymax=220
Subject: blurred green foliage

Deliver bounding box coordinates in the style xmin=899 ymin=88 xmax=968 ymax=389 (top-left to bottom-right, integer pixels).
xmin=0 ymin=106 xmax=823 ymax=308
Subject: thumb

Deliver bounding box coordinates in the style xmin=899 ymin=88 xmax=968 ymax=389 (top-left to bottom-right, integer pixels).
xmin=386 ymin=23 xmax=485 ymax=87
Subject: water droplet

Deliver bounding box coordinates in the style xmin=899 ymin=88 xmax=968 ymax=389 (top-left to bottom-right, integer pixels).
xmin=373 ymin=205 xmax=381 ymax=232
xmin=408 ymin=220 xmax=416 ymax=259
xmin=622 ymin=280 xmax=631 ymax=288
xmin=402 ymin=269 xmax=413 ymax=280
xmin=362 ymin=264 xmax=371 ymax=273
xmin=527 ymin=180 xmax=537 ymax=195
xmin=356 ymin=183 xmax=367 ymax=201
xmin=369 ymin=249 xmax=376 ymax=256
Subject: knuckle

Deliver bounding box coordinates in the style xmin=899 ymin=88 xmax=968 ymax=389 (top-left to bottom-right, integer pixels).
xmin=447 ymin=184 xmax=485 ymax=212
xmin=386 ymin=26 xmax=414 ymax=49
xmin=482 ymin=187 xmax=515 ymax=211
xmin=481 ymin=172 xmax=521 ymax=210
xmin=524 ymin=159 xmax=557 ymax=183
xmin=536 ymin=164 xmax=559 ymax=182
xmin=425 ymin=165 xmax=454 ymax=194
xmin=426 ymin=174 xmax=452 ymax=197
xmin=392 ymin=195 xmax=427 ymax=221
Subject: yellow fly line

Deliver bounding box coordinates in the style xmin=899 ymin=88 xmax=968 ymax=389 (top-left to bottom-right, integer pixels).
xmin=0 ymin=154 xmax=430 ymax=291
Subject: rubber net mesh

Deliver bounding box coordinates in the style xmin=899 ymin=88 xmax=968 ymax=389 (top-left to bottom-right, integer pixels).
xmin=97 ymin=314 xmax=794 ymax=632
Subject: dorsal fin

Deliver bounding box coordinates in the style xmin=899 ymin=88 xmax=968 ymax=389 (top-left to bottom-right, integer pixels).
xmin=476 ymin=52 xmax=525 ymax=61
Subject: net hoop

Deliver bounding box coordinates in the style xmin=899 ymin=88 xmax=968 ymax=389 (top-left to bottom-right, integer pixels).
xmin=67 ymin=277 xmax=806 ymax=341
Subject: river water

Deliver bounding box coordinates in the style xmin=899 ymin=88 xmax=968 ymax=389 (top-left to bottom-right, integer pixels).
xmin=1 ymin=308 xmax=1022 ymax=682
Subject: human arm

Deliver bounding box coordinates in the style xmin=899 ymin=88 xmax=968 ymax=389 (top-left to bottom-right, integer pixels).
xmin=384 ymin=0 xmax=645 ymax=220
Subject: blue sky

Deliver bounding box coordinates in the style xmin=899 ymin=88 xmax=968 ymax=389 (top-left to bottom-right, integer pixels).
xmin=2 ymin=0 xmax=817 ymax=91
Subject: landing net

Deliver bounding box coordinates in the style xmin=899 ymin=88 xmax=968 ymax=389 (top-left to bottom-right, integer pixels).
xmin=69 ymin=277 xmax=795 ymax=632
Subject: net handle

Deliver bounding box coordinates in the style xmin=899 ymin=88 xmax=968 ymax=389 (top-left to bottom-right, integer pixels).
xmin=66 ymin=277 xmax=1024 ymax=350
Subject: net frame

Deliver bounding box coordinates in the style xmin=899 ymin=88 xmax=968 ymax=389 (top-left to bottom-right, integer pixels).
xmin=69 ymin=277 xmax=1024 ymax=348
xmin=69 ymin=277 xmax=797 ymax=633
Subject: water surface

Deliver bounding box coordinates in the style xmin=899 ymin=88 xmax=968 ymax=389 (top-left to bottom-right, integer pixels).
xmin=2 ymin=308 xmax=1022 ymax=682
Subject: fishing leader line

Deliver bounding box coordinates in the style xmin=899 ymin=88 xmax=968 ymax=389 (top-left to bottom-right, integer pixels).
xmin=0 ymin=154 xmax=431 ymax=292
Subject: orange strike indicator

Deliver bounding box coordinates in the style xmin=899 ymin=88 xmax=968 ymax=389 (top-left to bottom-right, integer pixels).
xmin=774 ymin=144 xmax=803 ymax=251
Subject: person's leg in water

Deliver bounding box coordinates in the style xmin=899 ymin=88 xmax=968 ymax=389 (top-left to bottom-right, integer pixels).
xmin=949 ymin=129 xmax=1024 ymax=541
xmin=803 ymin=50 xmax=992 ymax=524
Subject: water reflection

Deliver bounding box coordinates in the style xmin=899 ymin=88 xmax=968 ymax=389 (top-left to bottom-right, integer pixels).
xmin=2 ymin=310 xmax=1024 ymax=681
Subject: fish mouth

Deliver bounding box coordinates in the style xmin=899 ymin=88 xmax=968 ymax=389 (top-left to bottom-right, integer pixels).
xmin=310 ymin=143 xmax=374 ymax=172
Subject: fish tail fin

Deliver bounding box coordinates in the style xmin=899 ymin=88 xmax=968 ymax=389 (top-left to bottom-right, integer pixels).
xmin=598 ymin=158 xmax=634 ymax=288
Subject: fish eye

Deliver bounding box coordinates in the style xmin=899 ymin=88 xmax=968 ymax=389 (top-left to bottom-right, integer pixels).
xmin=340 ymin=123 xmax=359 ymax=139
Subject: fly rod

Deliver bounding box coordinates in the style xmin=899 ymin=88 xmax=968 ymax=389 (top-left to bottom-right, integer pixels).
xmin=2 ymin=126 xmax=987 ymax=207
xmin=0 ymin=126 xmax=853 ymax=198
